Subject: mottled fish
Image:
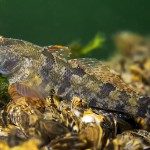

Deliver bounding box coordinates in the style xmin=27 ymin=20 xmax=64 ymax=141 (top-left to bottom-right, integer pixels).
xmin=0 ymin=36 xmax=149 ymax=121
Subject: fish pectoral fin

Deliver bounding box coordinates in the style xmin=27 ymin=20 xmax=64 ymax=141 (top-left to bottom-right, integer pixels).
xmin=8 ymin=82 xmax=44 ymax=99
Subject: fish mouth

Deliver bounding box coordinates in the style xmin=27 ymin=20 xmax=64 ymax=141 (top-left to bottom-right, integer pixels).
xmin=0 ymin=55 xmax=20 ymax=75
xmin=0 ymin=58 xmax=7 ymax=74
xmin=0 ymin=61 xmax=21 ymax=75
xmin=0 ymin=67 xmax=11 ymax=75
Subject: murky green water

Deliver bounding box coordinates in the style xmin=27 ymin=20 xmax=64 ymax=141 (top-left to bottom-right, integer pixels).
xmin=0 ymin=0 xmax=150 ymax=59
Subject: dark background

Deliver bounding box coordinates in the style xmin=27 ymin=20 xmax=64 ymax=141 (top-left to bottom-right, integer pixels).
xmin=0 ymin=0 xmax=150 ymax=59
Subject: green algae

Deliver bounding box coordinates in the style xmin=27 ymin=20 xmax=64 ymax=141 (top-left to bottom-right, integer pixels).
xmin=69 ymin=33 xmax=105 ymax=58
xmin=0 ymin=74 xmax=10 ymax=108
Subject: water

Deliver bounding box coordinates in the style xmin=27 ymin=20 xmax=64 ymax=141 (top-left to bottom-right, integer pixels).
xmin=0 ymin=0 xmax=150 ymax=59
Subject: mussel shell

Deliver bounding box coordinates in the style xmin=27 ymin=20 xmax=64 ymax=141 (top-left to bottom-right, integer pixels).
xmin=35 ymin=119 xmax=69 ymax=146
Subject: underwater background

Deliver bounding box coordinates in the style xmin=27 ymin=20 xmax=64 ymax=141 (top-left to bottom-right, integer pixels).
xmin=0 ymin=2 xmax=150 ymax=148
xmin=0 ymin=0 xmax=150 ymax=59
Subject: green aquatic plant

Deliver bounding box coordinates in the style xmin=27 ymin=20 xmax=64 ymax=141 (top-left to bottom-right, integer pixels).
xmin=0 ymin=74 xmax=9 ymax=93
xmin=0 ymin=74 xmax=10 ymax=108
xmin=69 ymin=33 xmax=105 ymax=58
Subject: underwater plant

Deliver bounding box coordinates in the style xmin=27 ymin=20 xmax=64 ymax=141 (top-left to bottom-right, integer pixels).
xmin=68 ymin=33 xmax=105 ymax=58
xmin=0 ymin=74 xmax=10 ymax=108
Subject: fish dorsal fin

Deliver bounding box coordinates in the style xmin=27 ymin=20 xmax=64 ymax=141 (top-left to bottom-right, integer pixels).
xmin=69 ymin=58 xmax=111 ymax=80
xmin=69 ymin=58 xmax=134 ymax=93
xmin=45 ymin=45 xmax=71 ymax=61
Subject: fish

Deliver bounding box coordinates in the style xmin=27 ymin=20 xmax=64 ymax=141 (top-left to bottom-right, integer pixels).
xmin=0 ymin=36 xmax=149 ymax=121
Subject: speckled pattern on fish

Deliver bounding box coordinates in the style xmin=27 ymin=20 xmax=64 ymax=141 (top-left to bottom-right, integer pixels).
xmin=0 ymin=36 xmax=149 ymax=121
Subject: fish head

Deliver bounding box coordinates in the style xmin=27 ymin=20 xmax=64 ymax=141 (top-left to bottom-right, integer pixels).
xmin=0 ymin=36 xmax=21 ymax=75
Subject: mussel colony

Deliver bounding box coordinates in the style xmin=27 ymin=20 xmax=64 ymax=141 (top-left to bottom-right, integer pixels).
xmin=0 ymin=32 xmax=150 ymax=150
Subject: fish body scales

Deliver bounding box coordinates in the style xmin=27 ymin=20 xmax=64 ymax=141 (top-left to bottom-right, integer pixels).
xmin=0 ymin=37 xmax=149 ymax=121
